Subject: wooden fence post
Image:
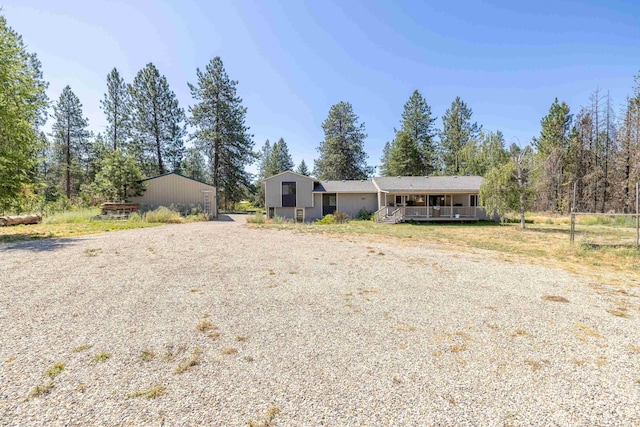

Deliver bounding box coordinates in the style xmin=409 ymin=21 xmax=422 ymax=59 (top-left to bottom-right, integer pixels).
xmin=570 ymin=212 xmax=575 ymax=243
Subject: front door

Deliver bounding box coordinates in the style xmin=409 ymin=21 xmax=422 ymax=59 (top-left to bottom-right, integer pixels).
xmin=322 ymin=193 xmax=337 ymax=216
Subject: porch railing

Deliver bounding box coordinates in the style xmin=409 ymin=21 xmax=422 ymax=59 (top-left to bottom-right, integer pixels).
xmin=377 ymin=206 xmax=482 ymax=222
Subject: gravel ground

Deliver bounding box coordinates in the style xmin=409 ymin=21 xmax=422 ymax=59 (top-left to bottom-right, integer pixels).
xmin=1 ymin=215 xmax=639 ymax=426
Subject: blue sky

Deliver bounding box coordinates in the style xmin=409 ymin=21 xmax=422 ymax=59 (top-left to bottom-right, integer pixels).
xmin=4 ymin=0 xmax=640 ymax=173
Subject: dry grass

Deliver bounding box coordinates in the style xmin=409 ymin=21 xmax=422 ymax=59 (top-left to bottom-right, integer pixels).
xmin=248 ymin=406 xmax=281 ymax=427
xmin=221 ymin=347 xmax=237 ymax=355
xmin=196 ymin=320 xmax=217 ymax=332
xmin=174 ymin=348 xmax=200 ymax=374
xmin=28 ymin=382 xmax=53 ymax=398
xmin=72 ymin=344 xmax=93 ymax=353
xmin=542 ymin=295 xmax=570 ymax=303
xmin=139 ymin=349 xmax=155 ymax=362
xmin=251 ymin=217 xmax=640 ymax=286
xmin=126 ymin=385 xmax=166 ymax=399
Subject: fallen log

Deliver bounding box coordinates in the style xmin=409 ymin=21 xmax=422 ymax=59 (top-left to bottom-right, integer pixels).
xmin=0 ymin=214 xmax=42 ymax=227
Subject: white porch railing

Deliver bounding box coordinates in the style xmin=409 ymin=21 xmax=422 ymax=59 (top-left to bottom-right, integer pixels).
xmin=376 ymin=206 xmax=482 ymax=222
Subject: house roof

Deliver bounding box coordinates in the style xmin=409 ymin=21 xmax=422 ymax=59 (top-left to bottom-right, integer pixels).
xmin=259 ymin=170 xmax=315 ymax=183
xmin=372 ymin=176 xmax=482 ymax=192
xmin=141 ymin=172 xmax=215 ymax=187
xmin=313 ymin=180 xmax=378 ymax=193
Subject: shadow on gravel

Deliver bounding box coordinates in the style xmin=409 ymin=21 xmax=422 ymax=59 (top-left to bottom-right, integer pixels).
xmin=214 ymin=214 xmax=236 ymax=222
xmin=0 ymin=238 xmax=82 ymax=252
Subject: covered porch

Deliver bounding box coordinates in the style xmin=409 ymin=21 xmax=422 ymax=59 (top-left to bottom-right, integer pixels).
xmin=375 ymin=192 xmax=482 ymax=223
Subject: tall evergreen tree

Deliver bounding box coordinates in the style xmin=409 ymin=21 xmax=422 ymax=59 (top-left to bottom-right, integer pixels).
xmin=129 ymin=63 xmax=186 ymax=176
xmin=314 ymin=101 xmax=372 ymax=180
xmin=398 ymin=90 xmax=438 ymax=174
xmin=387 ymin=131 xmax=423 ymax=176
xmin=379 ymin=141 xmax=391 ymax=176
xmin=257 ymin=139 xmax=273 ymax=179
xmin=532 ymin=98 xmax=572 ymax=212
xmin=296 ymin=159 xmax=310 ymax=176
xmin=269 ymin=138 xmax=294 ymax=175
xmin=182 ymin=147 xmax=207 ymax=182
xmin=0 ymin=15 xmax=49 ymax=211
xmin=439 ymin=97 xmax=481 ymax=175
xmin=188 ymin=57 xmax=254 ymax=209
xmin=51 ymin=86 xmax=91 ymax=199
xmin=617 ymin=93 xmax=640 ymax=212
xmin=100 ymin=68 xmax=130 ymax=151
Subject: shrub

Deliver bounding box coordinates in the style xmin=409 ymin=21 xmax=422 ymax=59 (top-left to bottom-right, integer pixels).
xmin=355 ymin=208 xmax=374 ymax=221
xmin=144 ymin=207 xmax=182 ymax=223
xmin=246 ymin=213 xmax=266 ymax=224
xmin=316 ymin=214 xmax=335 ymax=224
xmin=235 ymin=200 xmax=255 ymax=211
xmin=127 ymin=212 xmax=143 ymax=223
xmin=333 ymin=210 xmax=350 ymax=224
xmin=271 ymin=216 xmax=286 ymax=224
xmin=44 ymin=208 xmax=99 ymax=224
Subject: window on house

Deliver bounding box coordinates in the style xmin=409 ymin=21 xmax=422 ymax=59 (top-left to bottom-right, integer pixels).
xmin=282 ymin=182 xmax=296 ymax=207
xmin=470 ymin=195 xmax=478 ymax=207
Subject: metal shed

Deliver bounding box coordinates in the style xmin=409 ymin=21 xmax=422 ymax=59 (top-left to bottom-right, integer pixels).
xmin=131 ymin=172 xmax=217 ymax=217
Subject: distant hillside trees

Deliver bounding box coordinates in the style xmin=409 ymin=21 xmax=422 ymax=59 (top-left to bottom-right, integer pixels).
xmin=188 ymin=56 xmax=255 ymax=209
xmin=314 ymin=101 xmax=372 ymax=180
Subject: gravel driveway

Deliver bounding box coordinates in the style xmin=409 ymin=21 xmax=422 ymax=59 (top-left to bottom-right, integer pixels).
xmin=1 ymin=216 xmax=639 ymax=426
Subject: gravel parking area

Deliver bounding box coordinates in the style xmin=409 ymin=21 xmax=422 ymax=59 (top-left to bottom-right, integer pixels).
xmin=1 ymin=216 xmax=639 ymax=426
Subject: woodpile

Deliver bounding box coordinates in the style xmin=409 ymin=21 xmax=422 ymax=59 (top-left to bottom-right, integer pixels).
xmin=99 ymin=202 xmax=139 ymax=220
xmin=0 ymin=214 xmax=43 ymax=227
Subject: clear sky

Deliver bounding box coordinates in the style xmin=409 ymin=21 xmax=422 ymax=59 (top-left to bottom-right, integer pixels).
xmin=4 ymin=0 xmax=640 ymax=173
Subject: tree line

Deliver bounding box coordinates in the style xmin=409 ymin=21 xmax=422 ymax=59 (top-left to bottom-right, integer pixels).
xmin=2 ymin=13 xmax=639 ymax=217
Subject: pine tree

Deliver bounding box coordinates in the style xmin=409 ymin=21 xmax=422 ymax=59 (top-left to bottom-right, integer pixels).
xmin=398 ymin=90 xmax=438 ymax=174
xmin=188 ymin=57 xmax=255 ymax=210
xmin=439 ymin=97 xmax=481 ymax=175
xmin=314 ymin=101 xmax=372 ymax=180
xmin=296 ymin=159 xmax=310 ymax=176
xmin=0 ymin=15 xmax=49 ymax=211
xmin=387 ymin=131 xmax=423 ymax=176
xmin=269 ymin=138 xmax=294 ymax=174
xmin=532 ymin=98 xmax=572 ymax=212
xmin=51 ymin=86 xmax=91 ymax=199
xmin=182 ymin=147 xmax=207 ymax=182
xmin=257 ymin=140 xmax=273 ymax=179
xmin=88 ymin=149 xmax=145 ymax=202
xmin=100 ymin=68 xmax=130 ymax=151
xmin=379 ymin=141 xmax=391 ymax=176
xmin=129 ymin=63 xmax=186 ymax=176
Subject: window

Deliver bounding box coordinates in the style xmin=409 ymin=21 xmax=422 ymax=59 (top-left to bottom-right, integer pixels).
xmin=282 ymin=182 xmax=296 ymax=207
xmin=268 ymin=207 xmax=274 ymax=218
xmin=470 ymin=195 xmax=478 ymax=207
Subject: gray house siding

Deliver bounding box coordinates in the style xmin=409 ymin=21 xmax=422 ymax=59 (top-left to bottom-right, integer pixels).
xmin=264 ymin=172 xmax=314 ymax=208
xmin=306 ymin=194 xmax=323 ymax=221
xmin=337 ymin=193 xmax=378 ymax=218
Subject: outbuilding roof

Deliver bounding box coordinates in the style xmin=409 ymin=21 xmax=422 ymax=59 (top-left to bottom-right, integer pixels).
xmin=141 ymin=172 xmax=215 ymax=187
xmin=313 ymin=180 xmax=378 ymax=193
xmin=372 ymin=176 xmax=482 ymax=192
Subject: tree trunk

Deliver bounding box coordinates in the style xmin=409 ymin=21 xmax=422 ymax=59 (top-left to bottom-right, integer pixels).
xmin=66 ymin=120 xmax=71 ymax=199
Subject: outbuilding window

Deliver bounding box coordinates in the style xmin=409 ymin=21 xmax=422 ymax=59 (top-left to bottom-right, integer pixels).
xmin=282 ymin=182 xmax=296 ymax=207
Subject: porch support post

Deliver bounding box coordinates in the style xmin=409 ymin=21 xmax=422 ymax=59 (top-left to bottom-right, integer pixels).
xmin=426 ymin=194 xmax=429 ymax=218
xmin=450 ymin=193 xmax=453 ymax=218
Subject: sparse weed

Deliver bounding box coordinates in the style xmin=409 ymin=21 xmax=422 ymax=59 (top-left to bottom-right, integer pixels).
xmin=248 ymin=406 xmax=281 ymax=427
xmin=221 ymin=347 xmax=237 ymax=355
xmin=44 ymin=362 xmax=65 ymax=379
xmin=92 ymin=352 xmax=111 ymax=363
xmin=72 ymin=344 xmax=93 ymax=353
xmin=542 ymin=295 xmax=569 ymax=303
xmin=28 ymin=382 xmax=53 ymax=398
xmin=127 ymin=385 xmax=166 ymax=399
xmin=140 ymin=350 xmax=155 ymax=362
xmin=197 ymin=320 xmax=217 ymax=332
xmin=174 ymin=348 xmax=200 ymax=374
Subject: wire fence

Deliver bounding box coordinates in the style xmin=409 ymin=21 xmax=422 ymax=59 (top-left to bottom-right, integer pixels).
xmin=569 ymin=183 xmax=639 ymax=248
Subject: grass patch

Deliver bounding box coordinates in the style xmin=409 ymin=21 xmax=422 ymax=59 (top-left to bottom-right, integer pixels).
xmin=196 ymin=320 xmax=217 ymax=332
xmin=221 ymin=347 xmax=237 ymax=355
xmin=91 ymin=352 xmax=111 ymax=363
xmin=28 ymin=382 xmax=53 ymax=398
xmin=246 ymin=213 xmax=266 ymax=224
xmin=140 ymin=349 xmax=155 ymax=362
xmin=248 ymin=406 xmax=281 ymax=427
xmin=144 ymin=207 xmax=183 ymax=224
xmin=174 ymin=348 xmax=201 ymax=374
xmin=126 ymin=385 xmax=166 ymax=399
xmin=72 ymin=344 xmax=93 ymax=353
xmin=44 ymin=362 xmax=65 ymax=379
xmin=542 ymin=295 xmax=569 ymax=303
xmin=249 ymin=218 xmax=640 ymax=286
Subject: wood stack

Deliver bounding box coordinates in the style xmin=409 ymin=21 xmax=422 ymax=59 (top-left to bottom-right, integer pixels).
xmin=0 ymin=214 xmax=43 ymax=227
xmin=99 ymin=203 xmax=139 ymax=219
